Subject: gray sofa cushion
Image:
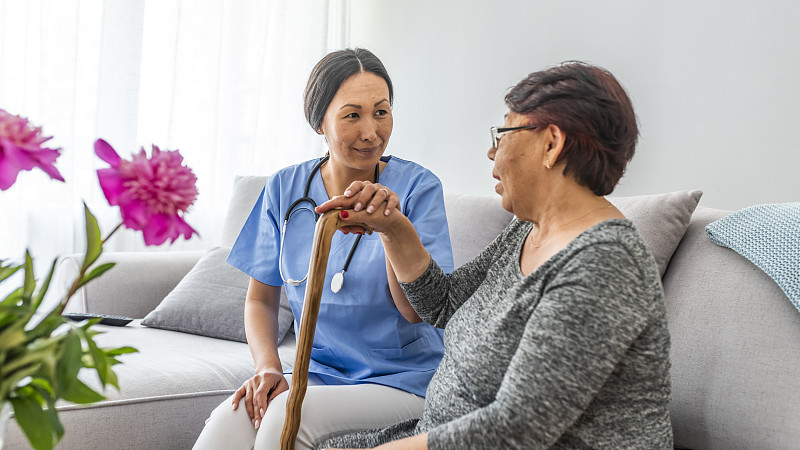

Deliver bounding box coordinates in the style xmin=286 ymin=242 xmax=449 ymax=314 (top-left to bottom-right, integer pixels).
xmin=58 ymin=250 xmax=204 ymax=318
xmin=444 ymin=193 xmax=515 ymax=268
xmin=141 ymin=175 xmax=294 ymax=343
xmin=220 ymin=175 xmax=271 ymax=248
xmin=609 ymin=190 xmax=703 ymax=276
xmin=141 ymin=246 xmax=294 ymax=342
xmin=663 ymin=207 xmax=800 ymax=449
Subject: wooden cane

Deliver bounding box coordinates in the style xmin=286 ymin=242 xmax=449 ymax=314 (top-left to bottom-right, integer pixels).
xmin=279 ymin=210 xmax=372 ymax=450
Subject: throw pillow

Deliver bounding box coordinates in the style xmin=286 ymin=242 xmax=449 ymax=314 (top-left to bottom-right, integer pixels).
xmin=705 ymin=203 xmax=800 ymax=312
xmin=444 ymin=193 xmax=515 ymax=268
xmin=609 ymin=190 xmax=703 ymax=277
xmin=220 ymin=175 xmax=270 ymax=247
xmin=141 ymin=246 xmax=294 ymax=343
xmin=446 ymin=190 xmax=702 ymax=278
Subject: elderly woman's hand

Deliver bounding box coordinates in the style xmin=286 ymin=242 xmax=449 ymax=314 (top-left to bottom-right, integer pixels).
xmin=316 ymin=181 xmax=403 ymax=234
xmin=318 ymin=180 xmax=431 ymax=285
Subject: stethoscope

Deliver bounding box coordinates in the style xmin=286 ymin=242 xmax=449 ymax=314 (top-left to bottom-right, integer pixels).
xmin=278 ymin=154 xmax=380 ymax=293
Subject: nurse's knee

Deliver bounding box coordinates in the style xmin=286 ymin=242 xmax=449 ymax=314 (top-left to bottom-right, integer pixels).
xmin=208 ymin=395 xmax=252 ymax=424
xmin=253 ymin=391 xmax=290 ymax=447
xmin=195 ymin=396 xmax=258 ymax=450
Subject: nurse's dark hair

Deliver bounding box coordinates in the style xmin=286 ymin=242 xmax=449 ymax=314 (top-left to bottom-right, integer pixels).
xmin=304 ymin=48 xmax=394 ymax=133
xmin=505 ymin=61 xmax=638 ymax=196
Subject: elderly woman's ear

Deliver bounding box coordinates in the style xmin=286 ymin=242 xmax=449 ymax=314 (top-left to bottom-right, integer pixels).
xmin=542 ymin=124 xmax=566 ymax=169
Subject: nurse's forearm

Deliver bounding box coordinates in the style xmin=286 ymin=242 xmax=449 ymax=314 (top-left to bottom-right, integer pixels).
xmin=243 ymin=281 xmax=283 ymax=373
xmin=379 ymin=215 xmax=432 ymax=284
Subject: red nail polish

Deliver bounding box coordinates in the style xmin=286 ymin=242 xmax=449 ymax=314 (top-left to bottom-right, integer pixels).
xmin=340 ymin=210 xmax=349 ymax=219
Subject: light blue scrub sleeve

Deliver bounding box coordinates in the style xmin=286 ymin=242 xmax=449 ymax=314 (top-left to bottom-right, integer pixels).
xmin=226 ymin=175 xmax=284 ymax=286
xmin=403 ymin=176 xmax=454 ymax=275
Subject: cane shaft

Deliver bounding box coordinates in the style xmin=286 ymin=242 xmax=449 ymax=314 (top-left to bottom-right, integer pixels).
xmin=279 ymin=211 xmax=372 ymax=450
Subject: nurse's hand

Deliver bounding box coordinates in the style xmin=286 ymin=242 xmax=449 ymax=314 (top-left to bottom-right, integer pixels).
xmin=316 ymin=181 xmax=403 ymax=234
xmin=232 ymin=369 xmax=289 ymax=429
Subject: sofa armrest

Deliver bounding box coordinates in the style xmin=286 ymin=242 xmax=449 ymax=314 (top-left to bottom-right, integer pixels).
xmin=54 ymin=250 xmax=204 ymax=318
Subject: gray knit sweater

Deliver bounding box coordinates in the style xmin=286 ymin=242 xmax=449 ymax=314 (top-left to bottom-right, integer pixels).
xmin=319 ymin=218 xmax=672 ymax=449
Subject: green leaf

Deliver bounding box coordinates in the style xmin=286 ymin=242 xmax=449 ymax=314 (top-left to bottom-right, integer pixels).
xmin=103 ymin=346 xmax=138 ymax=357
xmin=0 ymin=302 xmax=29 ymax=328
xmin=20 ymin=380 xmax=65 ymax=448
xmin=81 ymin=203 xmax=103 ymax=271
xmin=21 ymin=250 xmax=36 ymax=306
xmin=0 ymin=286 xmax=24 ymax=308
xmin=56 ymin=331 xmax=83 ymax=388
xmin=103 ymin=361 xmax=120 ymax=390
xmin=24 ymin=313 xmax=66 ymax=343
xmin=10 ymin=389 xmax=56 ymax=450
xmin=30 ymin=380 xmax=65 ymax=442
xmin=45 ymin=404 xmax=65 ymax=444
xmin=59 ymin=377 xmax=106 ymax=404
xmin=80 ymin=320 xmax=104 ymax=335
xmin=0 ymin=362 xmax=40 ymax=403
xmin=2 ymin=338 xmax=60 ymax=376
xmin=0 ymin=261 xmax=22 ymax=283
xmin=0 ymin=316 xmax=29 ymax=351
xmin=85 ymin=333 xmax=109 ymax=386
xmin=29 ymin=378 xmax=55 ymax=398
xmin=78 ymin=262 xmax=116 ymax=288
xmin=32 ymin=257 xmax=59 ymax=310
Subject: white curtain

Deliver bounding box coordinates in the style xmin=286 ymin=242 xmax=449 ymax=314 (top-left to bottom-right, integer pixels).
xmin=0 ymin=0 xmax=348 ymax=278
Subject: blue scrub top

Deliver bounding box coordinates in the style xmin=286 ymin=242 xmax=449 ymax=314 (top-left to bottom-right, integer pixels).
xmin=227 ymin=156 xmax=454 ymax=397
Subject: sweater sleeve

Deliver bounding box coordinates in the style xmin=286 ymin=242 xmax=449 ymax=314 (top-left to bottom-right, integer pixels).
xmin=427 ymin=242 xmax=658 ymax=449
xmin=403 ymin=178 xmax=455 ymax=274
xmin=400 ymin=220 xmax=519 ymax=329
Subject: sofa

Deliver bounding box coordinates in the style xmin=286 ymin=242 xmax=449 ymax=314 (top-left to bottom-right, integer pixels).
xmin=5 ymin=175 xmax=800 ymax=450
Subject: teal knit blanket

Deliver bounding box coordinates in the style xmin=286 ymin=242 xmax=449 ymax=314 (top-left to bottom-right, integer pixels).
xmin=706 ymin=203 xmax=800 ymax=313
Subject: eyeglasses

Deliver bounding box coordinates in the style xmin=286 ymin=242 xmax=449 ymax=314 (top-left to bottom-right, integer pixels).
xmin=490 ymin=125 xmax=537 ymax=149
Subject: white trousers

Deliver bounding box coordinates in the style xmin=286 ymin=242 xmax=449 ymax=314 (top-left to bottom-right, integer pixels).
xmin=193 ymin=374 xmax=425 ymax=450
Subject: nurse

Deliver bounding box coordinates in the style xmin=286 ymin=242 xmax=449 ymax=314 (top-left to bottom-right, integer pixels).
xmin=193 ymin=48 xmax=454 ymax=450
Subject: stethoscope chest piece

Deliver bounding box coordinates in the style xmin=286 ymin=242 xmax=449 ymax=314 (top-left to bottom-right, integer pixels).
xmin=280 ymin=155 xmax=380 ymax=294
xmin=331 ymin=271 xmax=345 ymax=293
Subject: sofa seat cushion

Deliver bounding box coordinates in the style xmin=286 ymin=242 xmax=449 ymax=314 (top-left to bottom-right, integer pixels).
xmin=86 ymin=321 xmax=295 ymax=398
xmin=4 ymin=322 xmax=296 ymax=450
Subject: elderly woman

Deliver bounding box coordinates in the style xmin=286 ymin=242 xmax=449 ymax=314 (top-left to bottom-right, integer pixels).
xmin=315 ymin=62 xmax=672 ymax=449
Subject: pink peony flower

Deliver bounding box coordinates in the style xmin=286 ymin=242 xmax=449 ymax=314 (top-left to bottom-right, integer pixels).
xmin=0 ymin=108 xmax=65 ymax=190
xmin=94 ymin=139 xmax=199 ymax=246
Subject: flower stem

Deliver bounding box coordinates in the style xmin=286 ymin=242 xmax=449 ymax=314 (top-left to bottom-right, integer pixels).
xmin=58 ymin=222 xmax=123 ymax=315
xmin=102 ymin=222 xmax=123 ymax=245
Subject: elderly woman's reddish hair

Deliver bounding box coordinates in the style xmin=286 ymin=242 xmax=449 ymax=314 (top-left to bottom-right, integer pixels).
xmin=505 ymin=62 xmax=638 ymax=196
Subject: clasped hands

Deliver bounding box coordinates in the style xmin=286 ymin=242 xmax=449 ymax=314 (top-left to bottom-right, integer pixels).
xmin=316 ymin=180 xmax=404 ymax=235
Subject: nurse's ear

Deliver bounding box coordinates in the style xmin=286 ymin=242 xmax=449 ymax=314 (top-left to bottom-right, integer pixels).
xmin=317 ymin=126 xmax=328 ymax=144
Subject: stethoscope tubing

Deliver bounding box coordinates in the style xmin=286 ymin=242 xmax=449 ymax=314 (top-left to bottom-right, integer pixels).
xmin=278 ymin=155 xmax=378 ymax=289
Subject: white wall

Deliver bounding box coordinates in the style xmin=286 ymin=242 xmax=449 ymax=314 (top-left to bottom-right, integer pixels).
xmin=347 ymin=0 xmax=800 ymax=210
